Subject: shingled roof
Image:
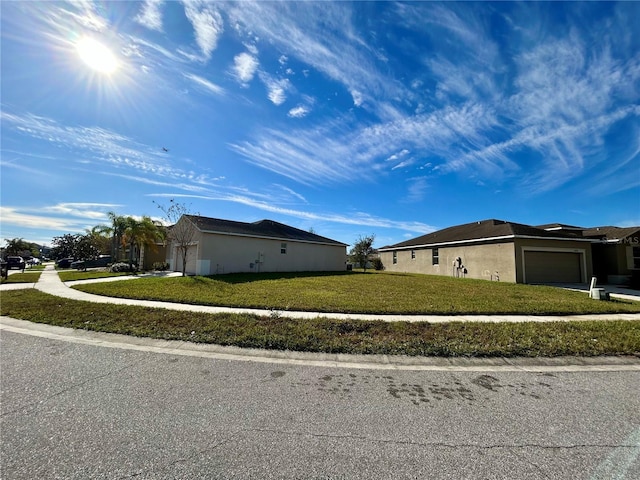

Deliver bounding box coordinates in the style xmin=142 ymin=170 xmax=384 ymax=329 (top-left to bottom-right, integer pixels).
xmin=580 ymin=225 xmax=640 ymax=241
xmin=380 ymin=219 xmax=589 ymax=250
xmin=183 ymin=215 xmax=347 ymax=246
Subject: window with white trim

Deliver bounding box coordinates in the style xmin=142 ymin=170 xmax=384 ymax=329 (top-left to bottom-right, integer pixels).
xmin=411 ymin=250 xmax=416 ymax=259
xmin=432 ymin=248 xmax=439 ymax=265
xmin=281 ymin=242 xmax=287 ymax=254
xmin=393 ymin=251 xmax=397 ymax=264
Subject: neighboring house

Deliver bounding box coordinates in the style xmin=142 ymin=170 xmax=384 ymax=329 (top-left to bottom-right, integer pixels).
xmin=379 ymin=219 xmax=596 ymax=284
xmin=540 ymin=224 xmax=640 ymax=284
xmin=166 ymin=215 xmax=347 ymax=275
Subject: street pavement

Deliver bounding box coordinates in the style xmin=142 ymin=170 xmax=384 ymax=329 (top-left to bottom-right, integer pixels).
xmin=2 ymin=330 xmax=639 ymax=480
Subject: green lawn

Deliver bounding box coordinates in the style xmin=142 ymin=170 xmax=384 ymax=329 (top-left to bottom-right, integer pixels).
xmin=2 ymin=289 xmax=639 ymax=357
xmin=58 ymin=270 xmax=130 ymax=282
xmin=72 ymin=271 xmax=640 ymax=315
xmin=0 ymin=272 xmax=42 ymax=284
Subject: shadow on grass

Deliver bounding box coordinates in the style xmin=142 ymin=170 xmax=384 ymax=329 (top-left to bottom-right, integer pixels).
xmin=200 ymin=270 xmax=358 ymax=284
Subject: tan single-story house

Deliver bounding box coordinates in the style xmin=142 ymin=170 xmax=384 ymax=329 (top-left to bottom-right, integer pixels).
xmin=379 ymin=219 xmax=606 ymax=284
xmin=166 ymin=215 xmax=347 ymax=275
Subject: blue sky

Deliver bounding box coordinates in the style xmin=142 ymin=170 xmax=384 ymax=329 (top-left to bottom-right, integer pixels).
xmin=1 ymin=1 xmax=639 ymax=249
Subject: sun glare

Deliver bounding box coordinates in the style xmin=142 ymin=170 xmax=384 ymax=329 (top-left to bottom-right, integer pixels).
xmin=76 ymin=37 xmax=118 ymax=74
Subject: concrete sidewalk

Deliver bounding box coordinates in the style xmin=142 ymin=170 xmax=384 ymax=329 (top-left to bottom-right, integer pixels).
xmin=3 ymin=264 xmax=639 ymax=323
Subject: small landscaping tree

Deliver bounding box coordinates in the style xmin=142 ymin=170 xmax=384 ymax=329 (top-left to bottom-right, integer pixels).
xmin=155 ymin=199 xmax=199 ymax=277
xmin=350 ymin=234 xmax=375 ymax=272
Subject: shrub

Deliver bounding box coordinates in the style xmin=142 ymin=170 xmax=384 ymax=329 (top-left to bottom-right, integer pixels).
xmin=630 ymin=270 xmax=640 ymax=290
xmin=371 ymin=258 xmax=384 ymax=271
xmin=152 ymin=261 xmax=170 ymax=271
xmin=110 ymin=262 xmax=136 ymax=273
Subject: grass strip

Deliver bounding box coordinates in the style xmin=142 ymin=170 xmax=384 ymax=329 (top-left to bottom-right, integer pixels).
xmin=2 ymin=289 xmax=639 ymax=357
xmin=1 ymin=272 xmax=42 ymax=284
xmin=72 ymin=271 xmax=640 ymax=315
xmin=58 ymin=271 xmax=130 ymax=282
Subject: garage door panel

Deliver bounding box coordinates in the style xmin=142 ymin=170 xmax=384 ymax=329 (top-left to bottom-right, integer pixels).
xmin=524 ymin=251 xmax=582 ymax=284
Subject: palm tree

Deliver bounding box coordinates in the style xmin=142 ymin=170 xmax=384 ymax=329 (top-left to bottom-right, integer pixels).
xmin=122 ymin=216 xmax=165 ymax=269
xmin=85 ymin=226 xmax=111 ymax=256
xmin=103 ymin=211 xmax=128 ymax=261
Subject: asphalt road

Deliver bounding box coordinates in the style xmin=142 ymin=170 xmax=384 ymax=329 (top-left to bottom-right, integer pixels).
xmin=1 ymin=330 xmax=639 ymax=480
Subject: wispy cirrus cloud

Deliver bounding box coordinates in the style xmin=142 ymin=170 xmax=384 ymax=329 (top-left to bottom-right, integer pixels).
xmin=149 ymin=193 xmax=436 ymax=235
xmin=0 ymin=111 xmax=220 ymax=186
xmin=223 ymin=1 xmax=406 ymax=118
xmin=184 ymin=73 xmax=224 ymax=95
xmin=227 ymin=2 xmax=639 ymax=197
xmin=135 ymin=0 xmax=164 ymax=32
xmin=182 ymin=0 xmax=224 ymax=61
xmin=0 ymin=203 xmax=119 ymax=231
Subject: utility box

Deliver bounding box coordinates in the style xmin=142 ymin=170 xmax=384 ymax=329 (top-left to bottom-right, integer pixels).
xmin=590 ymin=288 xmax=610 ymax=301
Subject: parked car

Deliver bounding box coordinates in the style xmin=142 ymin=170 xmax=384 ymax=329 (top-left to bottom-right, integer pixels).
xmin=71 ymin=255 xmax=112 ymax=270
xmin=5 ymin=256 xmax=25 ymax=270
xmin=56 ymin=257 xmax=75 ymax=268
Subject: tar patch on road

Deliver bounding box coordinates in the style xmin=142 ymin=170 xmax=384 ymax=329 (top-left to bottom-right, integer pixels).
xmin=289 ymin=373 xmax=556 ymax=405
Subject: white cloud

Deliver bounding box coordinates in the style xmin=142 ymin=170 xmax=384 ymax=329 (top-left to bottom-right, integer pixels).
xmin=182 ymin=0 xmax=224 ymax=61
xmin=232 ymin=52 xmax=259 ymax=85
xmin=350 ymin=89 xmax=363 ymax=107
xmin=0 ymin=203 xmax=118 ymax=232
xmin=261 ymin=75 xmax=291 ymax=106
xmin=184 ymin=73 xmax=225 ymax=95
xmin=223 ymin=2 xmax=407 ymax=117
xmin=402 ymin=177 xmax=429 ymax=203
xmin=135 ymin=0 xmax=164 ymax=32
xmin=288 ymin=106 xmax=309 ymax=118
xmin=41 ymin=203 xmax=122 ymax=220
xmin=1 ymin=111 xmax=222 ymax=187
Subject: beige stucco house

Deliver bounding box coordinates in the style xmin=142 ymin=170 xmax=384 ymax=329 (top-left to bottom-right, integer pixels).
xmin=166 ymin=215 xmax=347 ymax=276
xmin=379 ymin=219 xmax=596 ymax=284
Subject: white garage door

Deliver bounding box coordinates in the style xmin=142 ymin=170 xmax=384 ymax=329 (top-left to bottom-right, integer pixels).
xmin=524 ymin=251 xmax=582 ymax=284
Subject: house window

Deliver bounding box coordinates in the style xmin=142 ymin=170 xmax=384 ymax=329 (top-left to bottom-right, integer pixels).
xmin=411 ymin=250 xmax=416 ymax=259
xmin=281 ymin=243 xmax=287 ymax=254
xmin=633 ymin=246 xmax=640 ymax=269
xmin=432 ymin=248 xmax=439 ymax=265
xmin=393 ymin=251 xmax=397 ymax=264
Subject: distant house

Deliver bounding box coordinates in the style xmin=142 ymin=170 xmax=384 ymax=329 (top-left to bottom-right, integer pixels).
xmin=166 ymin=215 xmax=347 ymax=275
xmin=541 ymin=224 xmax=640 ymax=285
xmin=379 ymin=219 xmax=631 ymax=285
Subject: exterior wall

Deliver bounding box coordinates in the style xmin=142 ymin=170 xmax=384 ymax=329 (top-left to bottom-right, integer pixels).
xmin=380 ymin=242 xmax=517 ymax=282
xmin=142 ymin=244 xmax=167 ymax=270
xmin=514 ymin=239 xmax=593 ymax=284
xmin=168 ymin=231 xmax=346 ymax=275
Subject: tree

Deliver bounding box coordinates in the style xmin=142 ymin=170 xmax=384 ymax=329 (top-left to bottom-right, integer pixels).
xmin=50 ymin=234 xmax=81 ymax=260
xmin=85 ymin=226 xmax=111 ymax=256
xmin=122 ymin=216 xmax=165 ymax=269
xmin=155 ymin=199 xmax=199 ymax=277
xmin=74 ymin=234 xmax=101 ymax=262
xmin=349 ymin=234 xmax=375 ymax=272
xmin=101 ymin=211 xmax=128 ymax=261
xmin=3 ymin=238 xmax=37 ymax=258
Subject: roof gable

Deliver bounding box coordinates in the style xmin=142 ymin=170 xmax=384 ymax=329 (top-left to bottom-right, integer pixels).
xmin=184 ymin=215 xmax=347 ymax=246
